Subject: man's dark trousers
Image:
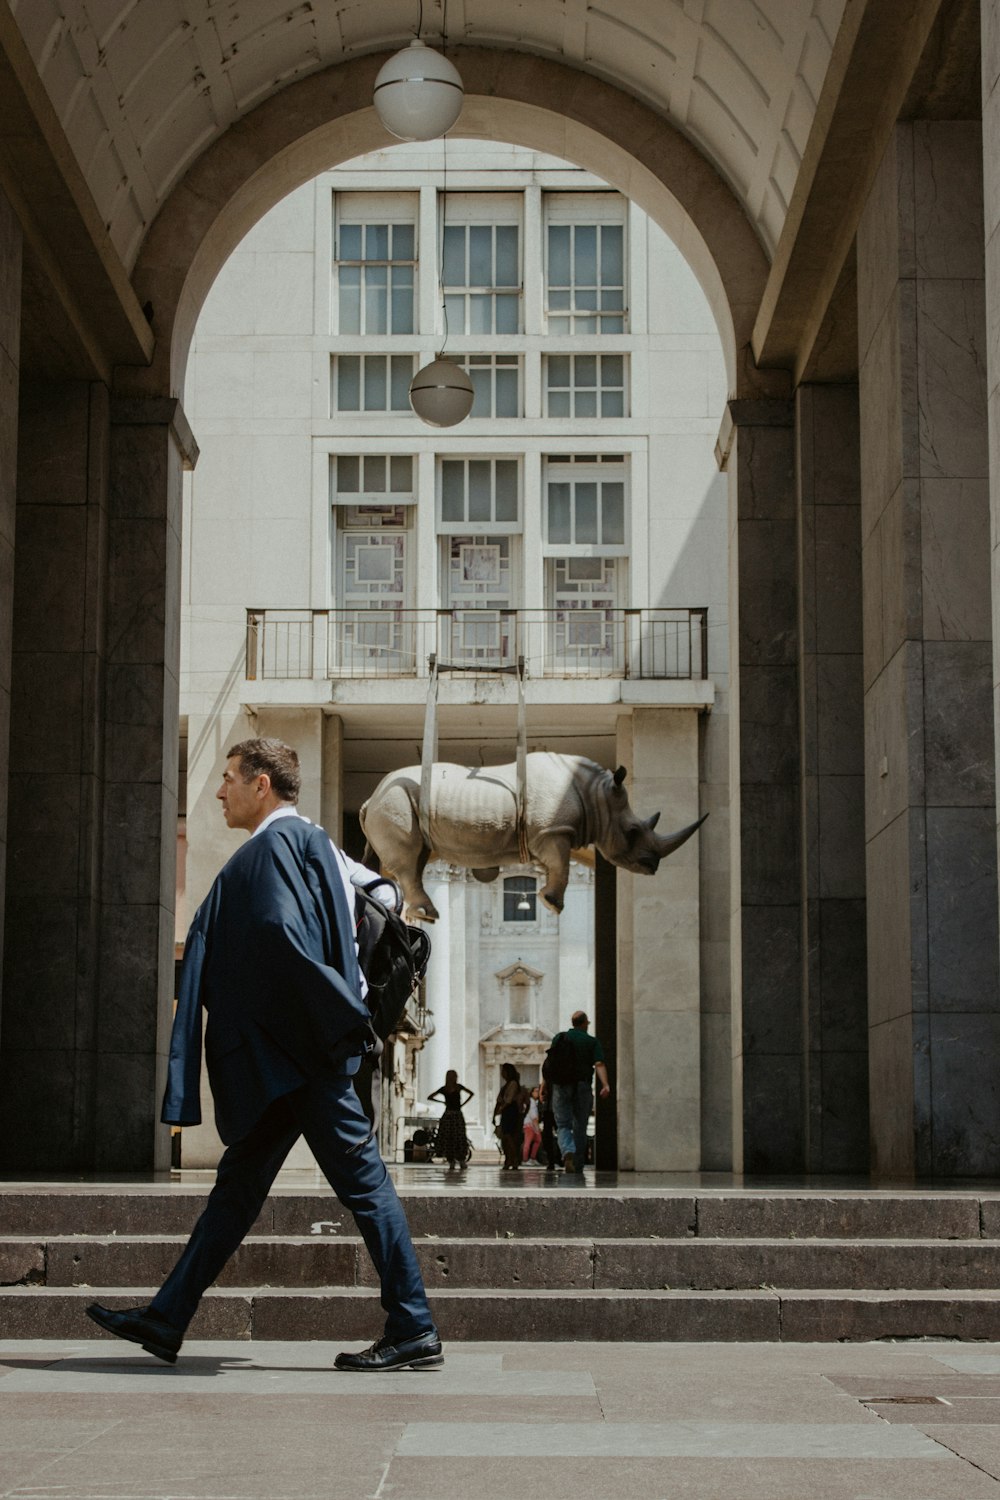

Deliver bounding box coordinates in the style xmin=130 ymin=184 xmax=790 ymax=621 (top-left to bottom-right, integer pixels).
xmin=151 ymin=1067 xmax=432 ymax=1339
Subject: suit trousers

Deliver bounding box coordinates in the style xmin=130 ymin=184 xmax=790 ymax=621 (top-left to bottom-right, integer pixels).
xmin=150 ymin=1068 xmax=434 ymax=1341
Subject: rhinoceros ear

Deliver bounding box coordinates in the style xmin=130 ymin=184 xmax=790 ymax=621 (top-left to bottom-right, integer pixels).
xmin=613 ymin=765 xmax=627 ymax=787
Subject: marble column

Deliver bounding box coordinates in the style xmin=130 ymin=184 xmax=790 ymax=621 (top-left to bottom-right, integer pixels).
xmin=615 ymin=708 xmax=701 ymax=1171
xmin=797 ymin=384 xmax=869 ymax=1172
xmin=1 ymin=380 xmax=110 ymax=1170
xmin=97 ymin=397 xmax=196 ymax=1171
xmin=858 ymin=121 xmax=998 ymax=1177
xmin=0 ymin=186 xmax=20 ymax=1046
xmin=725 ymin=399 xmax=802 ymax=1172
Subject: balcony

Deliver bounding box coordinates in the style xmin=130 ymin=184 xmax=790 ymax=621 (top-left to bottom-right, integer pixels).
xmin=245 ymin=608 xmax=708 ymax=683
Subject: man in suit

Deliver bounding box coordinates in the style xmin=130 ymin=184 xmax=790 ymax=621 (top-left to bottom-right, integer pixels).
xmin=87 ymin=737 xmax=442 ymax=1372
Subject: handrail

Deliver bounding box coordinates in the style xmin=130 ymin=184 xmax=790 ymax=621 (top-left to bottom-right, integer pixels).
xmin=245 ymin=606 xmax=709 ymax=683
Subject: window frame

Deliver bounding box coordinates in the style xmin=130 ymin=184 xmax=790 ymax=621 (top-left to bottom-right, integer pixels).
xmin=544 ymin=191 xmax=628 ymax=335
xmin=333 ymin=192 xmax=418 ymax=336
xmin=542 ymin=454 xmax=629 ymax=555
xmin=437 ymin=455 xmax=522 ymax=535
xmin=544 ymin=353 xmax=627 ymax=418
xmin=440 ymin=192 xmax=523 ymax=337
xmin=331 ymin=353 xmax=415 ymax=414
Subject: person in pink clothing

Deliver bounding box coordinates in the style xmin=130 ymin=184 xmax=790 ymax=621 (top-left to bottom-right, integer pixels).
xmin=522 ymin=1084 xmax=542 ymax=1162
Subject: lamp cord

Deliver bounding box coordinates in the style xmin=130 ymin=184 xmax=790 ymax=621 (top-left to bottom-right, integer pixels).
xmin=438 ymin=0 xmax=450 ymax=358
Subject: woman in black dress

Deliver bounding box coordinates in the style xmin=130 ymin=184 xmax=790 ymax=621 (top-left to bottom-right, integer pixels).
xmin=428 ymin=1069 xmax=473 ymax=1167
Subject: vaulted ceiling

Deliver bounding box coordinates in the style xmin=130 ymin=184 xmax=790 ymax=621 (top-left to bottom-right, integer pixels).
xmin=7 ymin=0 xmax=847 ymax=271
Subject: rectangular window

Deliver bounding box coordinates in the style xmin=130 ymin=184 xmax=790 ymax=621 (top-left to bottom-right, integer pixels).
xmin=545 ymin=354 xmax=626 ymax=417
xmin=546 ymin=555 xmax=622 ymax=670
xmin=439 ymin=458 xmax=520 ymax=530
xmin=544 ymin=456 xmax=626 ymax=547
xmin=546 ymin=193 xmax=626 ymax=334
xmin=442 ymin=194 xmax=521 ymax=335
xmin=333 ymin=454 xmax=414 ymax=500
xmin=503 ymin=876 xmax=537 ymax=923
xmin=332 ymin=354 xmax=414 ymax=413
xmin=334 ymin=195 xmax=417 ymax=334
xmin=467 ymin=355 xmax=520 ymax=417
xmin=443 ymin=532 xmax=517 ymax=665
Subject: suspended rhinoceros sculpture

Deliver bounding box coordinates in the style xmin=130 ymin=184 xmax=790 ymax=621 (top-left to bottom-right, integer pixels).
xmin=360 ymin=752 xmax=706 ymax=922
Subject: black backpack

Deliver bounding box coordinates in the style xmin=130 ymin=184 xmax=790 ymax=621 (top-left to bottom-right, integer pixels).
xmin=354 ymin=879 xmax=431 ymax=1042
xmin=542 ymin=1031 xmax=578 ymax=1086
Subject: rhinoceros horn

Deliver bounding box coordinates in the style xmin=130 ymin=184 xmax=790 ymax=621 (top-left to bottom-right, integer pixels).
xmin=652 ymin=812 xmax=708 ymax=859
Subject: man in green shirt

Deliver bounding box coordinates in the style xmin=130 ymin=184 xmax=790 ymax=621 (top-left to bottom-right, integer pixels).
xmin=549 ymin=1010 xmax=611 ymax=1173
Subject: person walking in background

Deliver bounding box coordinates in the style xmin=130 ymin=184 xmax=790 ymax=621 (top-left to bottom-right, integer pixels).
xmin=522 ymin=1084 xmax=542 ymax=1163
xmin=493 ymin=1062 xmax=527 ymax=1169
xmin=547 ymin=1010 xmax=611 ymax=1174
xmin=428 ymin=1070 xmax=473 ymax=1168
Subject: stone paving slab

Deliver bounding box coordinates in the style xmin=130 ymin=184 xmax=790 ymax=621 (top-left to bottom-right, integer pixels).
xmin=0 ymin=1340 xmax=999 ymax=1499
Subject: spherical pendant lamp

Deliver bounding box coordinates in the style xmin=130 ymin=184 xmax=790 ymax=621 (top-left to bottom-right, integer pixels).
xmin=409 ymin=358 xmax=474 ymax=427
xmin=373 ymin=39 xmax=464 ymax=141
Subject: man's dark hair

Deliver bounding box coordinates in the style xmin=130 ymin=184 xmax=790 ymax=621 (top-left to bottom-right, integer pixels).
xmin=226 ymin=738 xmax=300 ymax=802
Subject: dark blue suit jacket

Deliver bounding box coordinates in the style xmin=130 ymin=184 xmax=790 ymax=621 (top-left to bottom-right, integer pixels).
xmin=162 ymin=816 xmax=370 ymax=1144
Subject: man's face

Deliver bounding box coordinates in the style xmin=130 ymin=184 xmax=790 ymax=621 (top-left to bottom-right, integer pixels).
xmin=216 ymin=757 xmax=267 ymax=831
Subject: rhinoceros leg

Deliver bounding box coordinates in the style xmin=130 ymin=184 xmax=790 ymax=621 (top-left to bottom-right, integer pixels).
xmin=534 ymin=836 xmax=572 ymax=914
xmin=399 ymin=843 xmax=440 ymax=924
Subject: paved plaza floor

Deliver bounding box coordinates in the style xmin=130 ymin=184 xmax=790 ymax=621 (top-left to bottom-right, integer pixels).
xmin=5 ymin=1336 xmax=1000 ymax=1498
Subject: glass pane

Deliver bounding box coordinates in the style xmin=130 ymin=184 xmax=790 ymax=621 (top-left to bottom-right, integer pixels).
xmin=603 ymin=315 xmax=625 ymax=333
xmin=575 ymin=482 xmax=598 ymax=543
xmin=496 ymin=367 xmax=518 ymax=417
xmin=577 ymin=288 xmax=598 ymax=310
xmin=548 ymin=289 xmax=571 ymax=310
xmin=576 ymin=355 xmax=597 ymax=387
xmin=603 ymin=355 xmax=624 ymax=385
xmin=495 ymin=461 xmax=518 ymax=522
xmin=469 ymin=295 xmax=492 ymax=334
xmin=575 ymin=390 xmax=597 ymax=419
xmin=549 ymin=315 xmax=570 ymax=334
xmin=393 ymin=223 xmax=414 ymax=259
xmin=548 ymin=390 xmax=571 ymax=417
xmin=443 ymin=293 xmax=464 ymax=334
xmin=363 ymin=455 xmax=386 ymax=493
xmin=602 ymin=483 xmax=625 ymax=544
xmin=576 ymin=316 xmax=598 ymax=334
xmin=363 ymin=356 xmax=387 ymax=410
xmin=470 ymin=225 xmax=492 ymax=284
xmin=441 ymin=461 xmax=465 ymax=522
xmin=575 ymin=225 xmax=597 ymax=285
xmin=548 ymin=483 xmax=572 ymax=543
xmin=339 ymin=224 xmax=361 ymax=259
xmin=391 ymin=285 xmax=413 ymax=334
xmin=495 ymin=225 xmax=518 ymax=285
xmin=548 ymin=355 xmax=570 ymax=388
xmin=548 ymin=225 xmax=571 ymax=286
xmin=470 ymin=367 xmax=491 ymax=418
xmin=337 ymin=357 xmax=360 ymax=410
xmin=601 ymin=389 xmax=624 ymax=417
xmin=337 ymin=456 xmax=359 ymax=493
xmin=443 ymin=225 xmax=465 ymax=286
xmin=601 ymin=224 xmax=624 ymax=285
xmin=339 ymin=266 xmax=360 ymax=333
xmin=468 ymin=460 xmax=492 ymax=522
xmin=390 ymin=455 xmax=413 ymax=491
xmin=495 ymin=295 xmax=519 ymax=333
xmin=390 ymin=357 xmax=411 ymax=410
xmin=601 ymin=288 xmax=624 ymax=310
xmin=366 ymin=223 xmax=388 ymax=260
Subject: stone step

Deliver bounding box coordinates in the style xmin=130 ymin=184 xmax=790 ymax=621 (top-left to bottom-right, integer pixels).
xmin=0 ymin=1189 xmax=995 ymax=1240
xmin=5 ymin=1234 xmax=1000 ymax=1292
xmin=5 ymin=1284 xmax=1000 ymax=1343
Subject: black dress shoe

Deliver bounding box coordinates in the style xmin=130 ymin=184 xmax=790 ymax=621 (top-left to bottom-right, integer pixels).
xmin=334 ymin=1329 xmax=443 ymax=1371
xmin=86 ymin=1303 xmax=182 ymax=1364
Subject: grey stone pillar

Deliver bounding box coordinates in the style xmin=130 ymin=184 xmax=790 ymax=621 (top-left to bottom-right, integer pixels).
xmin=858 ymin=122 xmax=998 ymax=1177
xmin=726 ymin=399 xmax=802 ymax=1173
xmin=797 ymin=384 xmax=869 ymax=1172
xmin=1 ymin=381 xmax=109 ymax=1170
xmin=98 ymin=397 xmax=196 ymax=1171
xmin=0 ymin=186 xmax=21 ymax=1040
xmin=985 ymin=0 xmax=1000 ymax=1037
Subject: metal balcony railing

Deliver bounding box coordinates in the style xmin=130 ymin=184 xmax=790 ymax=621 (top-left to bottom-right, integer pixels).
xmin=245 ymin=607 xmax=709 ymax=683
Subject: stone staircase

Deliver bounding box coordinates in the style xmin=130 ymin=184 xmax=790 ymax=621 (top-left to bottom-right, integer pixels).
xmin=3 ymin=1183 xmax=1000 ymax=1342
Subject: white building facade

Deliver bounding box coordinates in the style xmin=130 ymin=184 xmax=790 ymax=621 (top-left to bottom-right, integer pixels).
xmin=178 ymin=140 xmax=729 ymax=1170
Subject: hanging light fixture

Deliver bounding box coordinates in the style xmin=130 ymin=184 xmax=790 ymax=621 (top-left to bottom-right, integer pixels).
xmin=409 ymin=356 xmax=474 ymax=427
xmin=373 ymin=38 xmax=464 ymax=142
